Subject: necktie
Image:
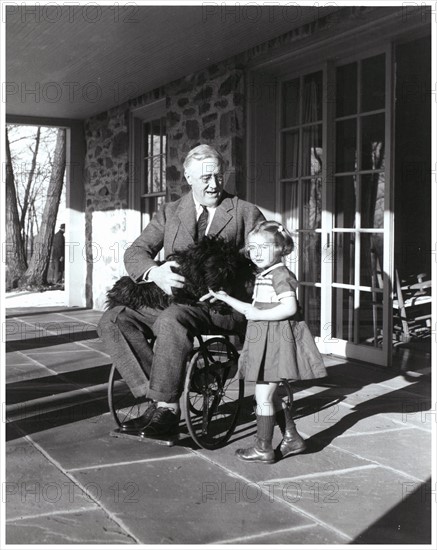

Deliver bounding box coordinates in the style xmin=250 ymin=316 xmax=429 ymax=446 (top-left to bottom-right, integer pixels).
xmin=196 ymin=206 xmax=209 ymax=241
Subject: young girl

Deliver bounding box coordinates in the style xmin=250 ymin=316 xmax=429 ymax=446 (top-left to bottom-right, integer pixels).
xmin=202 ymin=220 xmax=327 ymax=463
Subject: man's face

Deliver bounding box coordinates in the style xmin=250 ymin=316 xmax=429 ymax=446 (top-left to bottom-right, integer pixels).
xmin=185 ymin=157 xmax=224 ymax=207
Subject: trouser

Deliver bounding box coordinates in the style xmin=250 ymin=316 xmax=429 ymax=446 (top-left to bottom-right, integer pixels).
xmin=97 ymin=303 xmax=245 ymax=402
xmin=53 ymin=258 xmax=64 ymax=283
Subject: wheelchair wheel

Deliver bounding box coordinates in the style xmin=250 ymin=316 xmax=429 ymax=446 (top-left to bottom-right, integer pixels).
xmin=108 ymin=364 xmax=152 ymax=428
xmin=183 ymin=337 xmax=244 ymax=450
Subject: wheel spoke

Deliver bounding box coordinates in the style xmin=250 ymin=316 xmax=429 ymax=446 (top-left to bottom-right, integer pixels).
xmin=183 ymin=337 xmax=244 ymax=449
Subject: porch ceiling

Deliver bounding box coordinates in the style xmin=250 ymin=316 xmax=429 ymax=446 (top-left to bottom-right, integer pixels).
xmin=6 ymin=4 xmax=334 ymax=120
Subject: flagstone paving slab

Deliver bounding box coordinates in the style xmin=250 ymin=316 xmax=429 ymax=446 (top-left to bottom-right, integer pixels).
xmin=294 ymin=382 xmax=431 ymax=433
xmin=264 ymin=466 xmax=431 ymax=542
xmin=76 ymin=339 xmax=110 ymax=354
xmin=6 ymin=362 xmax=55 ymax=385
xmin=213 ymin=523 xmax=349 ymax=545
xmin=295 ymin=400 xmax=415 ymax=439
xmin=7 ymin=392 xmax=110 ymax=439
xmin=29 ymin=413 xmax=192 ymax=471
xmin=6 ymin=438 xmax=98 ymax=520
xmin=6 ymin=342 xmax=93 ymax=356
xmin=327 ymin=425 xmax=431 ymax=481
xmin=6 ymin=351 xmax=38 ymax=366
xmin=25 ymin=350 xmax=110 ymax=372
xmin=351 ymin=477 xmax=432 ymax=544
xmin=7 ymin=336 xmax=84 ymax=353
xmin=4 ymin=324 xmax=52 ymax=342
xmin=7 ymin=314 xmax=88 ymax=325
xmin=197 ymin=436 xmax=371 ymax=485
xmin=71 ymin=455 xmax=315 ymax=544
xmin=59 ymin=317 xmax=101 ymax=327
xmin=6 ymin=509 xmax=135 ymax=545
xmin=6 ymin=306 xmax=69 ymax=316
xmin=6 ymin=376 xmax=83 ymax=405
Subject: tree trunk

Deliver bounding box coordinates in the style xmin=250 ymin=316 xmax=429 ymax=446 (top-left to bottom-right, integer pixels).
xmin=20 ymin=128 xmax=66 ymax=286
xmin=20 ymin=127 xmax=41 ymax=236
xmin=5 ymin=128 xmax=27 ymax=289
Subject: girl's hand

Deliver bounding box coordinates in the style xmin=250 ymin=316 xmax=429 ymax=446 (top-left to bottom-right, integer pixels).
xmin=243 ymin=306 xmax=263 ymax=321
xmin=199 ymin=288 xmax=230 ymax=304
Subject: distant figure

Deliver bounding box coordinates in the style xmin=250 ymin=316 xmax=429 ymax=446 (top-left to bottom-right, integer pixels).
xmin=52 ymin=223 xmax=65 ymax=284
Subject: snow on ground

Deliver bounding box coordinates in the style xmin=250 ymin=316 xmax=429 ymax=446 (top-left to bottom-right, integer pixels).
xmin=5 ymin=290 xmax=66 ymax=308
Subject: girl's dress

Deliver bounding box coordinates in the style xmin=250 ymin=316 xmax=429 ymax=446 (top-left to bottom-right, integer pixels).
xmin=238 ymin=263 xmax=328 ymax=382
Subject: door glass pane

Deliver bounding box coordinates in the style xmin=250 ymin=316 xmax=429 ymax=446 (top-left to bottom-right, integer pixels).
xmin=301 ymin=233 xmax=321 ymax=282
xmin=358 ymin=291 xmax=383 ymax=346
xmin=361 ymin=113 xmax=385 ymax=170
xmin=282 ymin=78 xmax=300 ymax=127
xmin=336 ymin=62 xmax=357 ymax=117
xmin=333 ymin=232 xmax=355 ymax=285
xmin=283 ymin=181 xmax=299 ymax=229
xmin=332 ymin=287 xmax=354 ymax=341
xmin=301 ymin=286 xmax=321 ymax=337
xmin=335 ymin=176 xmax=356 ymax=228
xmin=303 ymin=71 xmax=323 ymax=123
xmin=144 ymin=122 xmax=151 ymax=156
xmin=360 ymin=234 xmax=384 ymax=288
xmin=302 ymin=125 xmax=322 ymax=176
xmin=361 ymin=173 xmax=385 ymax=228
xmin=361 ymin=54 xmax=385 ymax=112
xmin=302 ymin=178 xmax=322 ymax=229
xmin=336 ymin=119 xmax=357 ymax=172
xmin=147 ymin=160 xmax=153 ymax=194
xmin=282 ymin=131 xmax=299 ymax=178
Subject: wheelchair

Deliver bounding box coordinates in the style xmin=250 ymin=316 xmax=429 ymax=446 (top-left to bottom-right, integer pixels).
xmin=107 ymin=332 xmax=245 ymax=450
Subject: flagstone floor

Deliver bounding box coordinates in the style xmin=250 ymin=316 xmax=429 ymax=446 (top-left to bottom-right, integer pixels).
xmin=4 ymin=305 xmax=433 ymax=545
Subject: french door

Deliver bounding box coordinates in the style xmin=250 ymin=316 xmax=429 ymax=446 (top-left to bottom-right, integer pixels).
xmin=280 ymin=47 xmax=394 ymax=366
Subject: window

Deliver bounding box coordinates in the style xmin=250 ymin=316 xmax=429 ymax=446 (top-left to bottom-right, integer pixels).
xmin=281 ymin=70 xmax=323 ymax=335
xmin=279 ymin=52 xmax=389 ymax=348
xmin=130 ymin=99 xmax=167 ymax=229
xmin=141 ymin=117 xmax=166 ymax=229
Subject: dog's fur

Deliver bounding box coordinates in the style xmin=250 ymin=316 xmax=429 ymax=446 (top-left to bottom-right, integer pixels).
xmin=105 ymin=236 xmax=255 ymax=313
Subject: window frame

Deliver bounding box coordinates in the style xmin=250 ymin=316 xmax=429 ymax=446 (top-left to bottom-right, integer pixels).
xmin=129 ymin=98 xmax=167 ymax=230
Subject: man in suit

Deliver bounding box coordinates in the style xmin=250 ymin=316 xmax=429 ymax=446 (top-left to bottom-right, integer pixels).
xmin=98 ymin=144 xmax=265 ymax=436
xmin=52 ymin=223 xmax=65 ymax=283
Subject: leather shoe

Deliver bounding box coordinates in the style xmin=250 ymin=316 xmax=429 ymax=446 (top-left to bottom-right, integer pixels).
xmin=139 ymin=407 xmax=180 ymax=437
xmin=278 ymin=426 xmax=307 ymax=458
xmin=235 ymin=438 xmax=275 ymax=464
xmin=120 ymin=402 xmax=156 ymax=433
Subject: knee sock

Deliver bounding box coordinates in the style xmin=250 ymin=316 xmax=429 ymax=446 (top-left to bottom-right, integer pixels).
xmin=256 ymin=414 xmax=275 ymax=444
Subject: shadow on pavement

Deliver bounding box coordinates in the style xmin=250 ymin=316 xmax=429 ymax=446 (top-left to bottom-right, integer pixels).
xmin=352 ymin=477 xmax=432 ymax=544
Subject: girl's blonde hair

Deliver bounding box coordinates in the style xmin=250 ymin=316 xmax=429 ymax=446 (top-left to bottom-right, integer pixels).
xmin=247 ymin=220 xmax=294 ymax=256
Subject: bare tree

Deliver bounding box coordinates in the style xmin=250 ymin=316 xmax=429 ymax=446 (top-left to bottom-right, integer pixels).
xmin=20 ymin=128 xmax=66 ymax=286
xmin=20 ymin=126 xmax=41 ymax=235
xmin=5 ymin=128 xmax=28 ymax=289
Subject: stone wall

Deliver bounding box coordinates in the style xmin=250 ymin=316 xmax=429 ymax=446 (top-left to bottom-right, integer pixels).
xmin=83 ymin=104 xmax=130 ymax=308
xmin=165 ymin=61 xmax=245 ymax=199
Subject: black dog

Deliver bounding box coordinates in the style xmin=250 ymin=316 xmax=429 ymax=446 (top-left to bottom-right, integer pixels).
xmin=105 ymin=236 xmax=255 ymax=314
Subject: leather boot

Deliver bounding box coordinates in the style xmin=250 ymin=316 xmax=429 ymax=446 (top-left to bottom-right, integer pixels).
xmin=236 ymin=414 xmax=275 ymax=464
xmin=276 ymin=405 xmax=307 ymax=458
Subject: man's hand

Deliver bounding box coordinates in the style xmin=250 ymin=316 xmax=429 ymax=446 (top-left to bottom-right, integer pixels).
xmin=148 ymin=261 xmax=185 ymax=295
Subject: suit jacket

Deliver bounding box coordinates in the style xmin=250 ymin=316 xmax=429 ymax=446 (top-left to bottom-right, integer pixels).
xmin=124 ymin=191 xmax=265 ymax=282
